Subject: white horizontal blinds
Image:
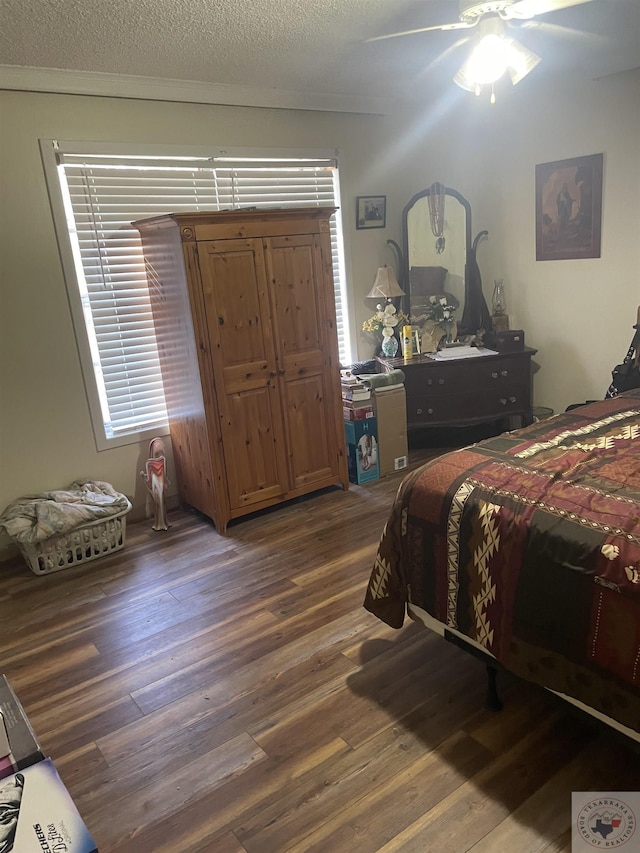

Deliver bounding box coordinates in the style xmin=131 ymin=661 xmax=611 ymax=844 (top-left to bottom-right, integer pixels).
xmin=57 ymin=153 xmax=346 ymax=439
xmin=59 ymin=160 xmax=212 ymax=436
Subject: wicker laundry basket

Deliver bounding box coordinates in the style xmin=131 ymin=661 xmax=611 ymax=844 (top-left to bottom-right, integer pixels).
xmin=19 ymin=502 xmax=132 ymax=575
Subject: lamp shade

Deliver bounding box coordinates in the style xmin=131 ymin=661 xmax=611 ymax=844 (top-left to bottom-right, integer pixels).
xmin=367 ymin=266 xmax=405 ymax=299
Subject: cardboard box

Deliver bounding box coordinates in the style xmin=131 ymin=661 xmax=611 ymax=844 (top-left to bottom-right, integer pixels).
xmin=344 ymin=417 xmax=379 ymax=484
xmin=342 ymin=402 xmax=374 ymax=422
xmin=0 ymin=675 xmax=44 ymax=781
xmin=0 ymin=758 xmax=98 ymax=852
xmin=372 ymin=386 xmax=408 ymax=476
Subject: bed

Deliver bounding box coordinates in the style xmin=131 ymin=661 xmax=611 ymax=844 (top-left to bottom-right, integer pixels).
xmin=364 ymin=389 xmax=640 ymax=739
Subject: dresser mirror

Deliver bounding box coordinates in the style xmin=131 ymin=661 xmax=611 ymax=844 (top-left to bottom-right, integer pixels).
xmin=397 ymin=184 xmax=491 ymax=337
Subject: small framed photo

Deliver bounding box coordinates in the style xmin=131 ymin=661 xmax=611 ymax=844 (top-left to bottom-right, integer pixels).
xmin=356 ymin=195 xmax=386 ymax=230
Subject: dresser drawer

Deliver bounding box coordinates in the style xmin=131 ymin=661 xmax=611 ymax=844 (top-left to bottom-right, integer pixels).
xmin=405 ymin=357 xmax=528 ymax=398
xmin=376 ymin=348 xmax=536 ymax=431
xmin=408 ymin=386 xmax=528 ymax=426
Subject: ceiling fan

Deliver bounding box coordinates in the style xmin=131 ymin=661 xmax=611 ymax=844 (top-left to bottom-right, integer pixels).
xmin=368 ymin=0 xmax=596 ymax=101
xmin=368 ymin=0 xmax=595 ymax=41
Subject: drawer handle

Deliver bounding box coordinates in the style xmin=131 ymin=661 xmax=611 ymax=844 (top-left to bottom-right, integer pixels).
xmin=427 ymin=379 xmax=433 ymax=386
xmin=491 ymin=372 xmax=498 ymax=379
xmin=438 ymin=378 xmax=444 ymax=385
xmin=501 ymin=370 xmax=509 ymax=377
xmin=427 ymin=408 xmax=434 ymax=415
xmin=500 ymin=398 xmax=507 ymax=406
xmin=417 ymin=408 xmax=422 ymax=415
xmin=509 ymin=396 xmax=517 ymax=403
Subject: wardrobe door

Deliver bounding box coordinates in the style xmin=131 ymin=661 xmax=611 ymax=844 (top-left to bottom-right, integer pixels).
xmin=197 ymin=238 xmax=290 ymax=511
xmin=265 ymin=233 xmax=343 ymax=490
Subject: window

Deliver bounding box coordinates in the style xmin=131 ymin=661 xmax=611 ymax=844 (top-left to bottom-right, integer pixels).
xmin=41 ymin=141 xmax=351 ymax=449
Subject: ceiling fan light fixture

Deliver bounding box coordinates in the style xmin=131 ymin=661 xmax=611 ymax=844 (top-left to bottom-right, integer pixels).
xmin=453 ymin=16 xmax=541 ymax=97
xmin=505 ymin=38 xmax=541 ymax=84
xmin=466 ymin=32 xmax=512 ymax=84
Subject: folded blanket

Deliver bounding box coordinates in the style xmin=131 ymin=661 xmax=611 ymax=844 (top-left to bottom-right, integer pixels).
xmin=0 ymin=481 xmax=131 ymax=544
xmin=359 ymin=369 xmax=405 ymax=389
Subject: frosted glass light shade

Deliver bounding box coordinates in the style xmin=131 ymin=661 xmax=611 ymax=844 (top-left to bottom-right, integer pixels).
xmin=454 ymin=17 xmax=541 ymax=93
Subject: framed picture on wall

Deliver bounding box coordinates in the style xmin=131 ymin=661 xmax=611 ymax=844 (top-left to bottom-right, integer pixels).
xmin=356 ymin=195 xmax=386 ymax=230
xmin=535 ymin=153 xmax=603 ymax=261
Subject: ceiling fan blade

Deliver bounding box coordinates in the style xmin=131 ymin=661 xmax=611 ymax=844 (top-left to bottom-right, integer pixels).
xmin=366 ymin=20 xmax=477 ymax=43
xmin=503 ymin=0 xmax=595 ymax=20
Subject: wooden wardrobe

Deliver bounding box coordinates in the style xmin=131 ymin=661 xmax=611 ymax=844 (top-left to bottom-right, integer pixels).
xmin=134 ymin=208 xmax=348 ymax=533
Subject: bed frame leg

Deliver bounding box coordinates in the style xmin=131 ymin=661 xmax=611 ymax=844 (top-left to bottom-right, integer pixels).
xmin=486 ymin=665 xmax=502 ymax=711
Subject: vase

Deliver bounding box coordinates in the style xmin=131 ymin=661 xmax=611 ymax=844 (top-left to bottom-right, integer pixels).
xmin=443 ymin=318 xmax=454 ymax=345
xmin=381 ymin=334 xmax=399 ymax=357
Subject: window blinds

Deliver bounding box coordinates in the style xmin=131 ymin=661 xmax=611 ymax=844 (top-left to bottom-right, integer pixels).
xmin=56 ymin=152 xmax=347 ymax=439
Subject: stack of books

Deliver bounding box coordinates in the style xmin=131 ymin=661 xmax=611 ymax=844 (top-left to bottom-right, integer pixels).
xmin=341 ymin=374 xmax=371 ymax=401
xmin=341 ymin=371 xmax=373 ymax=421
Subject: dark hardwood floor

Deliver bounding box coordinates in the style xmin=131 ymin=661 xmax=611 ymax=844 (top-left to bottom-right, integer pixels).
xmin=1 ymin=450 xmax=638 ymax=852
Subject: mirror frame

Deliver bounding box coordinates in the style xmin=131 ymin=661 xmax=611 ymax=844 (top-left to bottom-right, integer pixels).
xmin=403 ymin=185 xmax=470 ymax=321
xmin=393 ymin=185 xmax=491 ymax=338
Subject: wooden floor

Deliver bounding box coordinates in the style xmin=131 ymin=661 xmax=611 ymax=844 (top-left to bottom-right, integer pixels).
xmin=1 ymin=450 xmax=638 ymax=852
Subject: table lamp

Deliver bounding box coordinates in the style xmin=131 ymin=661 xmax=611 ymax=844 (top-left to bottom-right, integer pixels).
xmin=366 ymin=266 xmax=405 ymax=301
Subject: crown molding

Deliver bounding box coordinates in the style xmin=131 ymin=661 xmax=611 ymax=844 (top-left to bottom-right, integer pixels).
xmin=0 ymin=65 xmax=392 ymax=115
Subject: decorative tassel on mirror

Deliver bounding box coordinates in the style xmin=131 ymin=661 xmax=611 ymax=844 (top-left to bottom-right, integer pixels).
xmin=141 ymin=437 xmax=171 ymax=531
xmin=427 ymin=182 xmax=446 ymax=254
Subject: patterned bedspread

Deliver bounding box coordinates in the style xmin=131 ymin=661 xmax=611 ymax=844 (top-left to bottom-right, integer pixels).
xmin=364 ymin=390 xmax=640 ymax=732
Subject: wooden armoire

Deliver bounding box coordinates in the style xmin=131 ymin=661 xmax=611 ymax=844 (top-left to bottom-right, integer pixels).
xmin=134 ymin=208 xmax=348 ymax=533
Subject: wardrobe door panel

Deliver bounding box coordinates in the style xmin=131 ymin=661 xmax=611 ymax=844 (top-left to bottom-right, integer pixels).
xmin=198 ymin=238 xmax=289 ymax=509
xmin=281 ymin=374 xmax=335 ymax=486
xmin=203 ymin=241 xmax=271 ymax=368
xmin=266 ymin=234 xmax=342 ymax=488
xmin=224 ymin=386 xmax=288 ymax=507
xmin=269 ymin=236 xmax=322 ymax=360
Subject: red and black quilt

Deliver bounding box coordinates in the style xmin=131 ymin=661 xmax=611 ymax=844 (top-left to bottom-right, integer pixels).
xmin=364 ymin=389 xmax=640 ymax=732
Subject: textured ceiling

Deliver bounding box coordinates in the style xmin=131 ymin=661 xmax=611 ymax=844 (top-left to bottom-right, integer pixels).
xmin=0 ymin=0 xmax=638 ymax=102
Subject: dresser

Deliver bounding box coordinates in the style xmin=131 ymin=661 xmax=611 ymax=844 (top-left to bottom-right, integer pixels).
xmin=134 ymin=208 xmax=348 ymax=533
xmin=376 ymin=347 xmax=537 ymax=432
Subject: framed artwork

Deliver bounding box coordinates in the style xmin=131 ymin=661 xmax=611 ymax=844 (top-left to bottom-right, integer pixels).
xmin=535 ymin=153 xmax=603 ymax=261
xmin=356 ymin=195 xmax=386 ymax=230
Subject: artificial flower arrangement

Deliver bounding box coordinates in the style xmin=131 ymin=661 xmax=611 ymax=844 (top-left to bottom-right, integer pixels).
xmin=421 ymin=293 xmax=459 ymax=349
xmin=412 ymin=294 xmax=460 ymax=351
xmin=420 ymin=294 xmax=458 ymax=325
xmin=362 ymin=300 xmax=408 ymax=355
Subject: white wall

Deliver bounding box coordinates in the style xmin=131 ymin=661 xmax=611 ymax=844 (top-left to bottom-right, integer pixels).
xmin=1 ymin=70 xmax=638 ymax=549
xmin=466 ymin=69 xmax=640 ymax=415
xmin=394 ymin=70 xmax=639 ymax=415
xmin=392 ymin=69 xmax=640 ymax=416
xmin=0 ymin=91 xmax=402 ymax=540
